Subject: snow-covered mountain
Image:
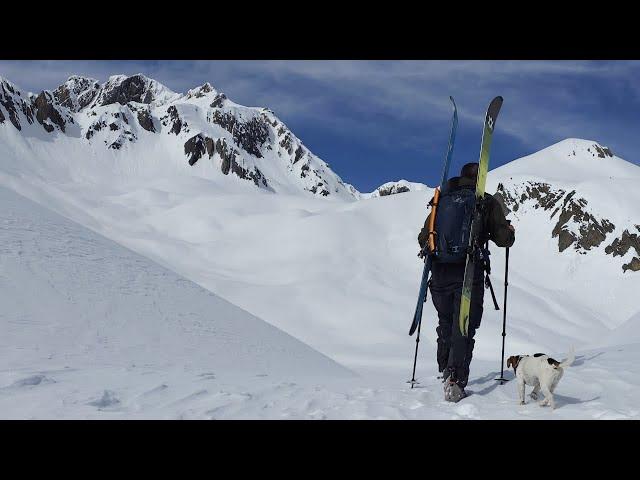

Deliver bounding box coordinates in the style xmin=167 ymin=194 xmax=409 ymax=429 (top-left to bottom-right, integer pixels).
xmin=365 ymin=179 xmax=428 ymax=198
xmin=2 ymin=181 xmax=638 ymax=420
xmin=2 ymin=72 xmax=640 ymax=418
xmin=0 ymin=74 xmax=359 ymax=200
xmin=0 ymin=184 xmax=352 ymax=418
xmin=490 ymin=139 xmax=640 ymax=274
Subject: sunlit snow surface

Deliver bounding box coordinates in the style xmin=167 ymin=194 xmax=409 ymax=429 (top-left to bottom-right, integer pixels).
xmin=1 ymin=90 xmax=639 ymax=418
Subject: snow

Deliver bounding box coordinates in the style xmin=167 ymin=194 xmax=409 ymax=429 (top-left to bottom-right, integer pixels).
xmin=1 ymin=75 xmax=639 ymax=418
xmin=364 ymin=179 xmax=428 ymax=198
xmin=487 ymin=139 xmax=640 ymax=329
xmin=0 ymin=184 xmax=356 ymax=418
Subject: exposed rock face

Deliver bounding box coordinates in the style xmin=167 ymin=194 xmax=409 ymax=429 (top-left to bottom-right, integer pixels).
xmin=184 ymin=133 xmax=214 ymax=166
xmin=378 ymin=185 xmax=410 ymax=196
xmin=606 ymin=229 xmax=640 ymax=258
xmin=33 ymin=92 xmax=66 ymax=133
xmin=209 ymin=111 xmax=269 ymax=158
xmin=53 ymin=76 xmax=100 ymax=111
xmin=127 ymin=103 xmax=155 ymax=132
xmin=0 ymin=82 xmax=25 ymax=131
xmin=85 ymin=120 xmax=107 ymax=140
xmin=550 ymin=191 xmax=615 ymax=252
xmin=210 ymin=93 xmax=227 ymax=108
xmin=498 ymin=181 xmax=615 ymax=253
xmin=99 ymin=74 xmax=157 ymax=106
xmin=495 ymin=180 xmax=640 ymax=271
xmin=0 ymin=74 xmax=355 ymax=200
xmin=309 ymin=182 xmax=330 ymax=196
xmin=623 ymin=257 xmax=640 ymax=273
xmin=212 ymin=137 xmax=269 ymax=188
xmin=293 ymin=145 xmax=305 ymax=164
xmin=216 ymin=138 xmax=239 ymax=175
xmin=368 ymin=181 xmax=426 ymax=198
xmin=593 ymin=144 xmax=614 ymax=158
xmin=137 ymin=109 xmax=155 ymax=132
xmin=187 ymin=83 xmax=213 ymax=99
xmin=162 ymin=106 xmax=185 ymax=135
xmin=279 ymin=130 xmax=294 ymax=155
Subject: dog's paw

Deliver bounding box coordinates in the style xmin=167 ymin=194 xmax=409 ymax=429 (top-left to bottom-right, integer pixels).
xmin=519 ymin=400 xmax=526 ymax=405
xmin=538 ymin=400 xmax=549 ymax=407
xmin=529 ymin=392 xmax=538 ymax=400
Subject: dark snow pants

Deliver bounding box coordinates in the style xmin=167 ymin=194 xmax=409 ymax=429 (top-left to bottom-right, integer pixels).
xmin=429 ymin=262 xmax=485 ymax=388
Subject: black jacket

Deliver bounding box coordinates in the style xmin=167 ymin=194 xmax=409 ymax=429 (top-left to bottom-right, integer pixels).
xmin=418 ymin=175 xmax=515 ymax=252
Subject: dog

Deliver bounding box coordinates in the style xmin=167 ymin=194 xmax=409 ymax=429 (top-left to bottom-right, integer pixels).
xmin=506 ymin=347 xmax=575 ymax=410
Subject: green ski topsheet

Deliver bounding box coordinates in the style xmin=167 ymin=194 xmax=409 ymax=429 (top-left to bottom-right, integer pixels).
xmin=458 ymin=96 xmax=503 ymax=337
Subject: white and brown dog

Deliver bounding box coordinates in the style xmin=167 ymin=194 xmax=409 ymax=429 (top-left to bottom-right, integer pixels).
xmin=506 ymin=347 xmax=575 ymax=410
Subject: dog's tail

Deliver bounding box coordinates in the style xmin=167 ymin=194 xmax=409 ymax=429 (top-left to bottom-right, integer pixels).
xmin=559 ymin=346 xmax=575 ymax=368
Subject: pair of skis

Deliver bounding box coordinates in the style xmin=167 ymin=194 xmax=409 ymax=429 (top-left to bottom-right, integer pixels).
xmin=407 ymin=96 xmax=503 ymax=386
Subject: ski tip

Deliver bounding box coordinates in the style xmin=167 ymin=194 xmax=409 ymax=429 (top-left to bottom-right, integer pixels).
xmin=486 ymin=97 xmax=504 ymax=128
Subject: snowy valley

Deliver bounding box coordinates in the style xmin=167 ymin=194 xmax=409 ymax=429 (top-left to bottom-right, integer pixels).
xmin=0 ymin=73 xmax=639 ymax=419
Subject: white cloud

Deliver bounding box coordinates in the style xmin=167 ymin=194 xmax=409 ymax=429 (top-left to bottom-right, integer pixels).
xmin=1 ymin=60 xmax=639 ymax=163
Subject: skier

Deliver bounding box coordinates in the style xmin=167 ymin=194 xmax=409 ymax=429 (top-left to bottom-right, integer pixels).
xmin=418 ymin=162 xmax=515 ymax=401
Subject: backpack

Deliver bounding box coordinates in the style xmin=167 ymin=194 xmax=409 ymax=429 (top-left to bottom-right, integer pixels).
xmin=429 ymin=187 xmax=477 ymax=263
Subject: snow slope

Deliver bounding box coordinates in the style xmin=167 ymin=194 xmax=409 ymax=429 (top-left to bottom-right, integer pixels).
xmin=1 ymin=185 xmax=638 ymax=419
xmin=1 ymin=72 xmax=639 ymax=418
xmin=2 ymin=136 xmax=638 ymax=372
xmin=0 ymin=184 xmax=354 ymax=418
xmin=488 ymin=139 xmax=640 ymax=329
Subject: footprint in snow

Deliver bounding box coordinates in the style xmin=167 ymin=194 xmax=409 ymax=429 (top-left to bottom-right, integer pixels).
xmin=9 ymin=375 xmax=55 ymax=388
xmin=88 ymin=390 xmax=121 ymax=409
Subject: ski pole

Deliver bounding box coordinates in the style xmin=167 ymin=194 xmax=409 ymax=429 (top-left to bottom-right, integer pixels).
xmin=408 ymin=279 xmax=429 ymax=389
xmin=495 ymin=247 xmax=509 ymax=384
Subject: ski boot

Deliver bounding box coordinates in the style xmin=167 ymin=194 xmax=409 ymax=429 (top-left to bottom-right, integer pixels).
xmin=443 ymin=369 xmax=467 ymax=403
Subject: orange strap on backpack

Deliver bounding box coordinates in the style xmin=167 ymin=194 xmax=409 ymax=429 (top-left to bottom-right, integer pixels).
xmin=426 ymin=188 xmax=440 ymax=254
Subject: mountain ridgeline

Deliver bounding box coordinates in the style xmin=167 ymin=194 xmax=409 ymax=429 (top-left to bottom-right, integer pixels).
xmin=0 ymin=74 xmax=359 ymax=200
xmin=1 ymin=75 xmax=639 ymax=273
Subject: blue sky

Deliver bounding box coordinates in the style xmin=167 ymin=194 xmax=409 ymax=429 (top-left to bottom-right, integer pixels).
xmin=1 ymin=60 xmax=638 ymax=192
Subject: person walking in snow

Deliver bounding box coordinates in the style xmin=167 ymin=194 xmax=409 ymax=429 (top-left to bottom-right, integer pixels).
xmin=418 ymin=162 xmax=515 ymax=401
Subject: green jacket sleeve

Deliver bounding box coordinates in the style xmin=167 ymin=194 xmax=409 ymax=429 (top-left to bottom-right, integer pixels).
xmin=484 ymin=194 xmax=515 ymax=248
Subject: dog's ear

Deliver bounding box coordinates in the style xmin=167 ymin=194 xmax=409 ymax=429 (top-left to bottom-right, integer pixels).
xmin=507 ymin=356 xmax=520 ymax=371
xmin=506 ymin=356 xmax=514 ymax=369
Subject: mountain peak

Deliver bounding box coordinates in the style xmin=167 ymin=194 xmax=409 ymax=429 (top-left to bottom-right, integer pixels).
xmin=54 ymin=76 xmax=101 ymax=111
xmin=185 ymin=82 xmax=218 ymax=100
xmin=492 ymin=137 xmax=638 ymax=185
xmin=549 ymin=138 xmax=614 ymax=158
xmin=93 ymin=74 xmax=178 ymax=108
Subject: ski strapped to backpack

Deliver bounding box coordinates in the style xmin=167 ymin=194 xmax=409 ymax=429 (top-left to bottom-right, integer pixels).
xmin=458 ymin=96 xmax=503 ymax=337
xmin=409 ymin=96 xmax=457 ymax=337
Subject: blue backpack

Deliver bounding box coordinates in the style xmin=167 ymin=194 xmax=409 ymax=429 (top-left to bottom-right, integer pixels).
xmin=432 ymin=187 xmax=477 ymax=263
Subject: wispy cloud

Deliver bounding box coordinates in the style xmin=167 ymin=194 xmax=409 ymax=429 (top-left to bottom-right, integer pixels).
xmin=1 ymin=60 xmax=638 ymax=190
